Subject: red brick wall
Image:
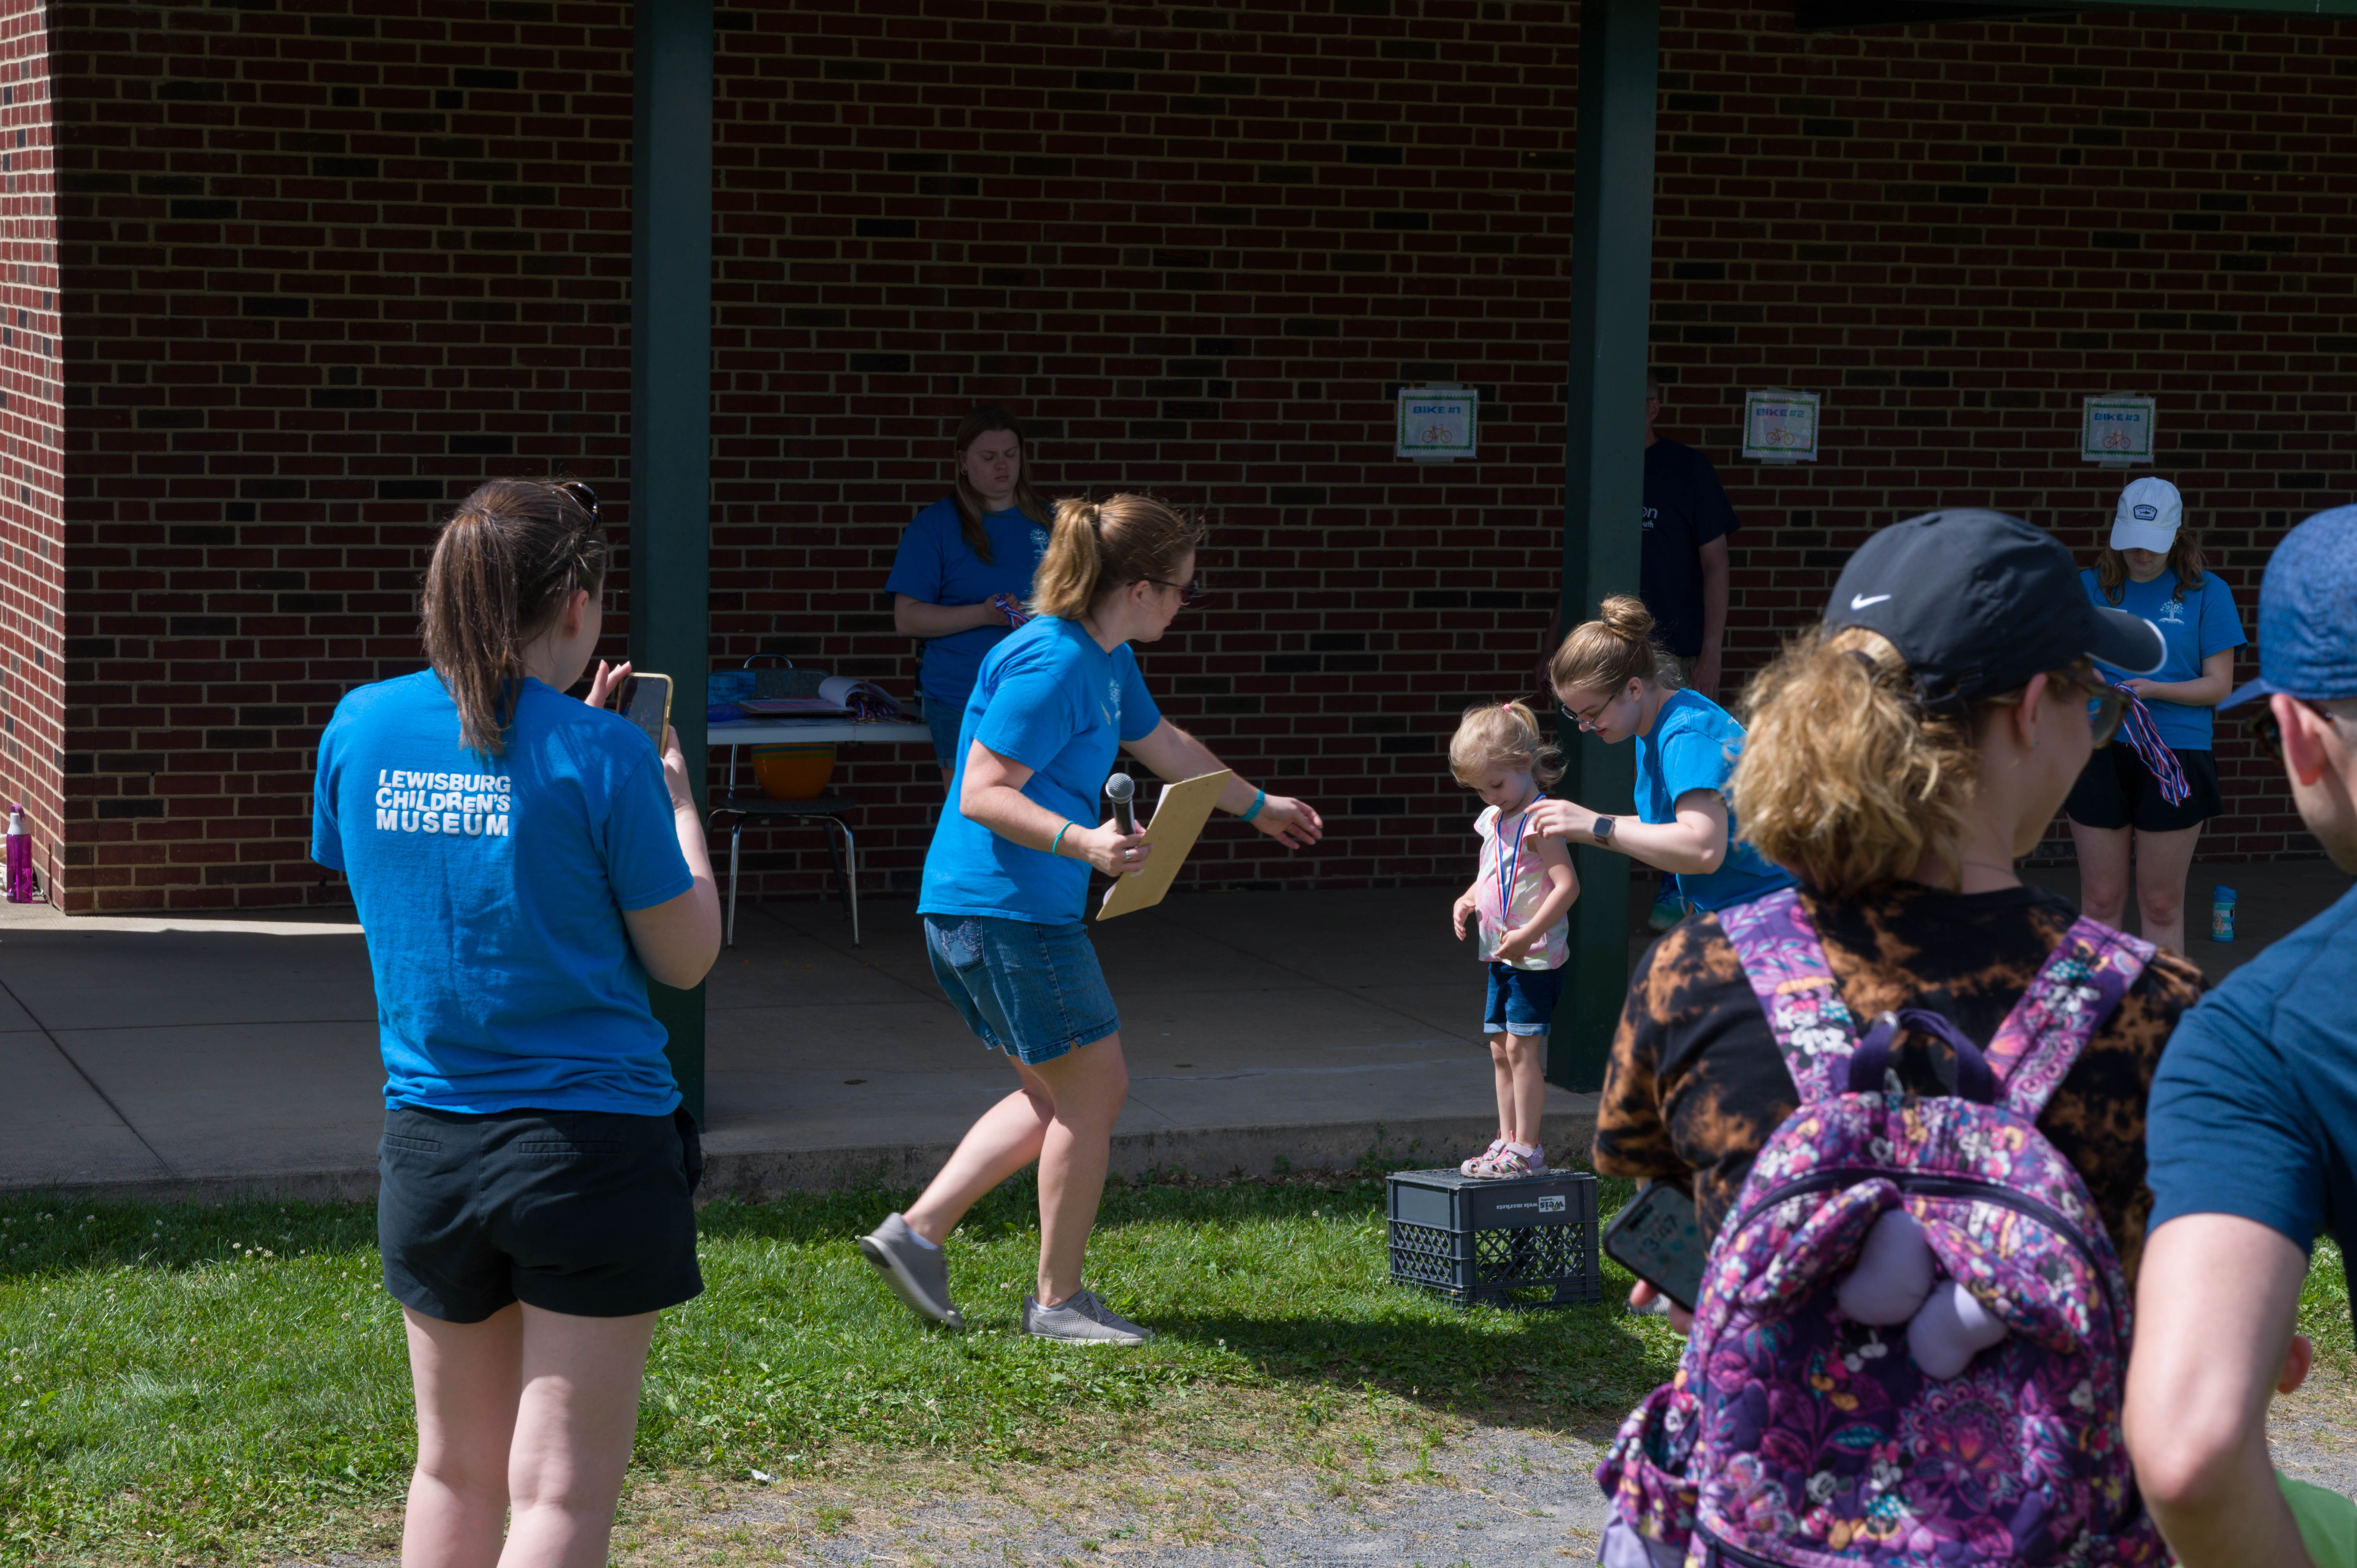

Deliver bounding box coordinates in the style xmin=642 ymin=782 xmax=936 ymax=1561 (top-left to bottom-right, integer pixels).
xmin=28 ymin=0 xmax=2357 ymax=914
xmin=1651 ymin=2 xmax=2357 ymax=861
xmin=52 ymin=1 xmax=635 ymax=911
xmin=0 ymin=0 xmax=65 ymax=899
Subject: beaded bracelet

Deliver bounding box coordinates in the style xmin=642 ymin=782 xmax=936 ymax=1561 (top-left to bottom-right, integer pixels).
xmin=1239 ymin=789 xmax=1266 ymax=823
xmin=1051 ymin=822 xmax=1074 ymax=856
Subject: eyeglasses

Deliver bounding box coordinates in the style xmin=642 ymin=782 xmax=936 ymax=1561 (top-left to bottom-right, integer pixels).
xmin=551 ymin=479 xmax=599 ymax=522
xmin=1558 ymin=687 xmax=1627 ymax=733
xmin=2049 ymin=670 xmax=2127 ymax=747
xmin=2246 ymin=697 xmax=2352 ymax=761
xmin=1143 ymin=574 xmax=1204 ymax=606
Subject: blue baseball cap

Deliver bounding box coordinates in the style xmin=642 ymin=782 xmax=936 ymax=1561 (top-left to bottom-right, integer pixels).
xmin=2220 ymin=504 xmax=2357 ymax=712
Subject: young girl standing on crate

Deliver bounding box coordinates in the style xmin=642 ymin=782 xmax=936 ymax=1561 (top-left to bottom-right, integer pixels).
xmin=1448 ymin=701 xmax=1580 ymax=1178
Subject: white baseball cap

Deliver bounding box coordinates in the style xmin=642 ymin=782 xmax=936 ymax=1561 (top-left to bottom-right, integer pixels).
xmin=2111 ymin=477 xmax=2183 ymax=553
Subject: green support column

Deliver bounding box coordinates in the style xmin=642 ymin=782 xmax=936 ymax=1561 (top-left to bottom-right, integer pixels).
xmin=631 ymin=0 xmax=714 ymax=1124
xmin=1549 ymin=0 xmax=1659 ymax=1093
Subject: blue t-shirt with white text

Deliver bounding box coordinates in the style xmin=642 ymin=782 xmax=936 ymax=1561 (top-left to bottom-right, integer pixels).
xmin=311 ymin=672 xmax=695 ymax=1116
xmin=920 ymin=616 xmax=1163 ymax=926
xmin=884 ymin=498 xmax=1053 ymax=708
xmin=2081 ymin=567 xmax=2244 ymax=750
xmin=2148 ymin=879 xmax=2357 ymax=1335
xmin=1636 ymin=688 xmax=1795 ymax=912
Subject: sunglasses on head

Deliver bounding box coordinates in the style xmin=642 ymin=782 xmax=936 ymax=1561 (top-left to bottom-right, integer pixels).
xmin=551 ymin=479 xmax=599 ymax=522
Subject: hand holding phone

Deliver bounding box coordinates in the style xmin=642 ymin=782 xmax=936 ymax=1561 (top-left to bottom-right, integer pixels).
xmin=1602 ymin=1181 xmax=1708 ymax=1315
xmin=618 ymin=673 xmax=674 ymax=751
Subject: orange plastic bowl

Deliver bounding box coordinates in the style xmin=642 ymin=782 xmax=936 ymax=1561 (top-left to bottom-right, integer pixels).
xmin=750 ymin=742 xmax=836 ymax=800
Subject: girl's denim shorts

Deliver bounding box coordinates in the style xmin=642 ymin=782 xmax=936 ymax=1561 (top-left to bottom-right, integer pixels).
xmin=924 ymin=913 xmax=1120 ymax=1067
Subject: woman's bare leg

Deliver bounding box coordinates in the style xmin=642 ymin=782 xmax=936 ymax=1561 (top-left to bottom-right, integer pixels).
xmin=497 ymin=1305 xmax=659 ymax=1568
xmin=2132 ymin=823 xmax=2204 ymax=954
xmin=1026 ymin=1033 xmax=1129 ymax=1305
xmin=402 ymin=1304 xmax=523 ymax=1568
xmin=2069 ymin=818 xmax=2134 ymax=930
xmin=901 ymin=1070 xmax=1057 ymax=1245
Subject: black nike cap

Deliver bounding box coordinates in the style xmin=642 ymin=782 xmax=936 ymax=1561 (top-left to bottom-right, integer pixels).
xmin=1825 ymin=509 xmax=2165 ymax=712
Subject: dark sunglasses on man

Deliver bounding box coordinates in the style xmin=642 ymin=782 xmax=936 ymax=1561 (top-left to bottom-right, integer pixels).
xmin=2246 ymin=697 xmax=2355 ymax=762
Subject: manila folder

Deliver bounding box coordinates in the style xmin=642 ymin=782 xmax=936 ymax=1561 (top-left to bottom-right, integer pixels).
xmin=1095 ymin=770 xmax=1231 ymax=921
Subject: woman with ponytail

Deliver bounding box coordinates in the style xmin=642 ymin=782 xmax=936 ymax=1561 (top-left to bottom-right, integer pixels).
xmin=311 ymin=479 xmax=721 ymax=1568
xmin=859 ymin=494 xmax=1322 ymax=1344
xmin=887 ymin=405 xmax=1057 ymax=782
xmin=1522 ymin=595 xmax=1793 ymax=916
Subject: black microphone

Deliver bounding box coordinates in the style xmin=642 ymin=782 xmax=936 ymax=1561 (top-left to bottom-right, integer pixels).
xmin=1105 ymin=772 xmax=1136 ymax=835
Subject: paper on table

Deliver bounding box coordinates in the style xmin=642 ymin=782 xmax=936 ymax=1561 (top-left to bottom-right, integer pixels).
xmin=1095 ymin=769 xmax=1232 ymax=921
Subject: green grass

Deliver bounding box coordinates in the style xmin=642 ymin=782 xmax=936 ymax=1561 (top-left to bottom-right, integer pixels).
xmin=10 ymin=1176 xmax=2348 ymax=1564
xmin=0 ymin=1171 xmax=1682 ymax=1565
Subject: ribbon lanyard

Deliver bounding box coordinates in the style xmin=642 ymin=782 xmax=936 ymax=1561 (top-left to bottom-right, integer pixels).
xmin=1496 ymin=807 xmax=1528 ymax=924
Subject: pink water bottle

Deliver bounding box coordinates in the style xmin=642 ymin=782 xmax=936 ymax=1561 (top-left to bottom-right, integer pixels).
xmin=5 ymin=803 xmax=33 ymax=903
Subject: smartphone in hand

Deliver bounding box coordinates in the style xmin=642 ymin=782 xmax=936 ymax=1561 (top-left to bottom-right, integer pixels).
xmin=618 ymin=673 xmax=673 ymax=751
xmin=1602 ymin=1181 xmax=1708 ymax=1314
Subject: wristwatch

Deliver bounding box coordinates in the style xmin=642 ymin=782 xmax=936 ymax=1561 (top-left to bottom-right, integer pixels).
xmin=1591 ymin=815 xmax=1617 ymax=846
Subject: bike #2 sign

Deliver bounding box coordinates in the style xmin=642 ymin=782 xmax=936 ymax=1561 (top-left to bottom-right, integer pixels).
xmin=2081 ymin=396 xmax=2156 ymax=465
xmin=1742 ymin=389 xmax=1820 ymax=463
xmin=1396 ymin=387 xmax=1477 ymax=461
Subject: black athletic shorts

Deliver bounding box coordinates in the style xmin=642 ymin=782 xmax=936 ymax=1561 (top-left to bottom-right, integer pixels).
xmin=2064 ymin=742 xmax=2222 ymax=835
xmin=378 ymin=1104 xmax=704 ymax=1324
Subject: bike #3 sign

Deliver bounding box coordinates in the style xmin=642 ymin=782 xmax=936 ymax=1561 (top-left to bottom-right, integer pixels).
xmin=1396 ymin=387 xmax=1477 ymax=461
xmin=2081 ymin=396 xmax=2156 ymax=465
xmin=1742 ymin=389 xmax=1820 ymax=463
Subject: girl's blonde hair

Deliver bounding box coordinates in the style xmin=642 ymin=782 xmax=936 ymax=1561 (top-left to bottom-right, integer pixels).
xmin=1729 ymin=626 xmax=2092 ymax=897
xmin=421 ymin=479 xmax=607 ymax=757
xmin=1029 ymin=493 xmax=1206 ymax=620
xmin=1448 ymin=700 xmax=1564 ymax=789
xmin=2093 ymin=526 xmax=2206 ymax=605
xmin=1549 ymin=594 xmax=1678 ymax=699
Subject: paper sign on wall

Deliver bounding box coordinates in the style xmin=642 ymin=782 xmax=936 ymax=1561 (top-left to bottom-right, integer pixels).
xmin=2081 ymin=396 xmax=2156 ymax=466
xmin=1742 ymin=390 xmax=1820 ymax=463
xmin=1397 ymin=387 xmax=1477 ymax=461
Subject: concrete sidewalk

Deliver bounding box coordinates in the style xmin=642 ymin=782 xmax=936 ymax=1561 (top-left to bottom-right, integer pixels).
xmin=2 ymin=860 xmax=2345 ymax=1202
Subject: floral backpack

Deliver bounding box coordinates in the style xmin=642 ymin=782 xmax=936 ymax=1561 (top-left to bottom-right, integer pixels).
xmin=1595 ymin=887 xmax=2169 ymax=1568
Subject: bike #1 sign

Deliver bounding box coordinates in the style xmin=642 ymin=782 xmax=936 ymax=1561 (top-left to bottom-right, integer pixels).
xmin=2081 ymin=396 xmax=2156 ymax=465
xmin=1742 ymin=389 xmax=1820 ymax=463
xmin=1396 ymin=387 xmax=1477 ymax=461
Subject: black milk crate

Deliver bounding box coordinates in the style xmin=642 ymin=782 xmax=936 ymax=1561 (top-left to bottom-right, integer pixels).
xmin=1386 ymin=1167 xmax=1602 ymax=1310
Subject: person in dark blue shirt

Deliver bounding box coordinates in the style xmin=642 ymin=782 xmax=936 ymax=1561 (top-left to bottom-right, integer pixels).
xmin=1641 ymin=373 xmax=1740 ymax=703
xmin=887 ymin=405 xmax=1056 ymax=783
xmin=2065 ymin=476 xmax=2245 ymax=955
xmin=2128 ymin=505 xmax=2357 ymax=1567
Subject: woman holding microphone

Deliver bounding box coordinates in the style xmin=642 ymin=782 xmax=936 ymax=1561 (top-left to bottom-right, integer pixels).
xmin=886 ymin=404 xmax=1057 ymax=783
xmin=2065 ymin=477 xmax=2245 ymax=954
xmin=859 ymin=494 xmax=1323 ymax=1344
xmin=1521 ymin=596 xmax=1793 ymax=917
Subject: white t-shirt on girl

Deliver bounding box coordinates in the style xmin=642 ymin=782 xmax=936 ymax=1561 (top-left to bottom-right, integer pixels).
xmin=1474 ymin=805 xmax=1569 ymax=971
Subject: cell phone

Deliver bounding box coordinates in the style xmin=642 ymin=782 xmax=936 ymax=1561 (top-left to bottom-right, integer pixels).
xmin=618 ymin=673 xmax=673 ymax=751
xmin=1602 ymin=1181 xmax=1708 ymax=1314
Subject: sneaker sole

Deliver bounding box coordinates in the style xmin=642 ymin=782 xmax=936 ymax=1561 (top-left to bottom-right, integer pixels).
xmin=1023 ymin=1324 xmax=1151 ymax=1346
xmin=857 ymin=1235 xmax=966 ymax=1331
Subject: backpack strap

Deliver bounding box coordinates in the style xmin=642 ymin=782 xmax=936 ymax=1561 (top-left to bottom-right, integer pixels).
xmin=1716 ymin=888 xmax=1864 ymax=1104
xmin=1982 ymin=916 xmax=2157 ymax=1119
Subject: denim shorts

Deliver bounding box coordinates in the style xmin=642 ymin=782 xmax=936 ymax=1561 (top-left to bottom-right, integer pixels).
xmin=1484 ymin=962 xmax=1564 ymax=1038
xmin=377 ymin=1104 xmax=703 ymax=1323
xmin=924 ymin=698 xmax=965 ymax=771
xmin=924 ymin=913 xmax=1120 ymax=1066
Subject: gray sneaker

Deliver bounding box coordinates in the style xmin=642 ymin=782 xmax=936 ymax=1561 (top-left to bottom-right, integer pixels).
xmin=857 ymin=1213 xmax=965 ymax=1330
xmin=1021 ymin=1287 xmax=1154 ymax=1345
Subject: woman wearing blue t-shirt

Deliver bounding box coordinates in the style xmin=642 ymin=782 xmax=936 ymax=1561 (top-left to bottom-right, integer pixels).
xmin=887 ymin=404 xmax=1057 ymax=782
xmin=2065 ymin=477 xmax=2246 ymax=954
xmin=859 ymin=494 xmax=1323 ymax=1344
xmin=1523 ymin=597 xmax=1795 ymax=914
xmin=312 ymin=479 xmax=721 ymax=1568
